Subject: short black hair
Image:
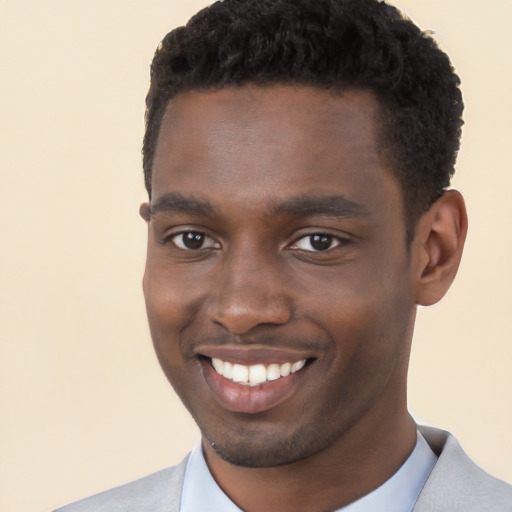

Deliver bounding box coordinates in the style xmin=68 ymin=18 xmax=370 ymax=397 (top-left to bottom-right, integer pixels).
xmin=143 ymin=0 xmax=463 ymax=229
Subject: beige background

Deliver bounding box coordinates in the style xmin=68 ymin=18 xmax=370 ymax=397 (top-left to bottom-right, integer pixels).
xmin=1 ymin=1 xmax=511 ymax=511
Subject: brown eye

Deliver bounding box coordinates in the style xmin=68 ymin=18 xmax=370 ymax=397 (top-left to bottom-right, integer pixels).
xmin=171 ymin=231 xmax=219 ymax=250
xmin=310 ymin=234 xmax=334 ymax=251
xmin=291 ymin=234 xmax=340 ymax=252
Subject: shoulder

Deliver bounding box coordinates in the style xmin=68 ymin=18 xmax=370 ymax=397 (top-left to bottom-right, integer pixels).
xmin=414 ymin=426 xmax=512 ymax=512
xmin=53 ymin=455 xmax=189 ymax=512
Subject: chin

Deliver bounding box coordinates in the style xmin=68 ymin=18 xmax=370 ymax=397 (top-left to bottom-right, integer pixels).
xmin=209 ymin=439 xmax=305 ymax=468
xmin=200 ymin=421 xmax=333 ymax=469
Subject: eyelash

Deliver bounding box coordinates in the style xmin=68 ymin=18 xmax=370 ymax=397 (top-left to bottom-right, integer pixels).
xmin=167 ymin=230 xmax=349 ymax=253
xmin=169 ymin=231 xmax=220 ymax=251
xmin=289 ymin=233 xmax=343 ymax=252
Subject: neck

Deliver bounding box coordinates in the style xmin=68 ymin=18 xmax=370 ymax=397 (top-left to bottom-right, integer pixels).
xmin=202 ymin=402 xmax=417 ymax=512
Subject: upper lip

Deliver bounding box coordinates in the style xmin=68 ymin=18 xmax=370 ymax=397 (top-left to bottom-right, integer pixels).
xmin=194 ymin=345 xmax=317 ymax=365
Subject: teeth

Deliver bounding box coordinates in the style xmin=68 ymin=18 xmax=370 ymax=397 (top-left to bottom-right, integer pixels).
xmin=223 ymin=361 xmax=233 ymax=379
xmin=249 ymin=364 xmax=267 ymax=385
xmin=210 ymin=358 xmax=307 ymax=386
xmin=212 ymin=358 xmax=223 ymax=374
xmin=267 ymin=363 xmax=281 ymax=381
xmin=232 ymin=364 xmax=249 ymax=383
xmin=280 ymin=362 xmax=291 ymax=377
xmin=291 ymin=360 xmax=305 ymax=373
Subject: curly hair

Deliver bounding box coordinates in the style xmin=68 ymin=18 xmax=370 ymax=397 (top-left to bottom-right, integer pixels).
xmin=143 ymin=0 xmax=463 ymax=228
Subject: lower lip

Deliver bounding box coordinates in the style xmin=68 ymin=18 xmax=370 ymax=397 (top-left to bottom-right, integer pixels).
xmin=201 ymin=360 xmax=305 ymax=414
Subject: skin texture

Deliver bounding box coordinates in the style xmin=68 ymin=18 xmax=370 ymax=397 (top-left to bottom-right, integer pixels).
xmin=141 ymin=85 xmax=467 ymax=512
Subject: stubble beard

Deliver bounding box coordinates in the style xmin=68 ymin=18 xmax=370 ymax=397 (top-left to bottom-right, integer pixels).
xmin=200 ymin=421 xmax=331 ymax=468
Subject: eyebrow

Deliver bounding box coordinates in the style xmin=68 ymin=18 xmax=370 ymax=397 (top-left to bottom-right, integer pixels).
xmin=272 ymin=194 xmax=370 ymax=219
xmin=149 ymin=192 xmax=214 ymax=217
xmin=149 ymin=192 xmax=369 ymax=220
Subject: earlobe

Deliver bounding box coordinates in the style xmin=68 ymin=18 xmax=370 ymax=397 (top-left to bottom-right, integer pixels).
xmin=413 ymin=190 xmax=468 ymax=306
xmin=139 ymin=202 xmax=151 ymax=222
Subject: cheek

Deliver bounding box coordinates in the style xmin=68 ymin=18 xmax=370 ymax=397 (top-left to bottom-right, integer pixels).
xmin=303 ymin=256 xmax=413 ymax=362
xmin=143 ymin=266 xmax=203 ymax=394
xmin=143 ymin=262 xmax=189 ymax=358
xmin=312 ymin=292 xmax=413 ymax=428
xmin=143 ymin=253 xmax=201 ymax=324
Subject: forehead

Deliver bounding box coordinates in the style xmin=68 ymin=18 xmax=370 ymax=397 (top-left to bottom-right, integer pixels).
xmin=151 ymin=85 xmax=400 ymax=217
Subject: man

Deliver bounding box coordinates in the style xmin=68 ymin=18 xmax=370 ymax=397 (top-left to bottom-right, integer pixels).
xmin=55 ymin=0 xmax=512 ymax=510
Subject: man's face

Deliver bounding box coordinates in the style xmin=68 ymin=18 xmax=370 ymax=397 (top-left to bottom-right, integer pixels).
xmin=143 ymin=86 xmax=417 ymax=468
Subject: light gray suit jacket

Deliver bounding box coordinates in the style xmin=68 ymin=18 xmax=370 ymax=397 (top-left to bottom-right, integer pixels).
xmin=54 ymin=426 xmax=512 ymax=511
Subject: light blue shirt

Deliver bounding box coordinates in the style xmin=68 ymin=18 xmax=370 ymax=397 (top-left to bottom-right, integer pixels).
xmin=180 ymin=431 xmax=437 ymax=512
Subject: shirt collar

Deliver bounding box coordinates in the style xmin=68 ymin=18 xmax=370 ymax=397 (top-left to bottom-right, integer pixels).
xmin=180 ymin=431 xmax=437 ymax=512
xmin=180 ymin=443 xmax=242 ymax=512
xmin=334 ymin=431 xmax=437 ymax=512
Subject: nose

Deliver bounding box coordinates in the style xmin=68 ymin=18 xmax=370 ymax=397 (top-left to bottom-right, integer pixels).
xmin=207 ymin=250 xmax=293 ymax=335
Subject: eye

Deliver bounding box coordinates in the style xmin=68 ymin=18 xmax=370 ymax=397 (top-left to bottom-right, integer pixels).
xmin=291 ymin=234 xmax=341 ymax=252
xmin=170 ymin=231 xmax=219 ymax=250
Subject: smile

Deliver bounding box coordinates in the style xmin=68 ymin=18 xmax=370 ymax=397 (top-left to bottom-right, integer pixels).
xmin=211 ymin=358 xmax=307 ymax=386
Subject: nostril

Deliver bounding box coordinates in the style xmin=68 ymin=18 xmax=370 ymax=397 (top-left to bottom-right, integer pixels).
xmin=207 ymin=299 xmax=292 ymax=335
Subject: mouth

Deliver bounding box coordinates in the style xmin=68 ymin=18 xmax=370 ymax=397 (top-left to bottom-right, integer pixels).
xmin=210 ymin=357 xmax=306 ymax=386
xmin=198 ymin=350 xmax=315 ymax=414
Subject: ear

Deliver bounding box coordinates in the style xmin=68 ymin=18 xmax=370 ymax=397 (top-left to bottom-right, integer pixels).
xmin=139 ymin=202 xmax=150 ymax=222
xmin=412 ymin=190 xmax=468 ymax=306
